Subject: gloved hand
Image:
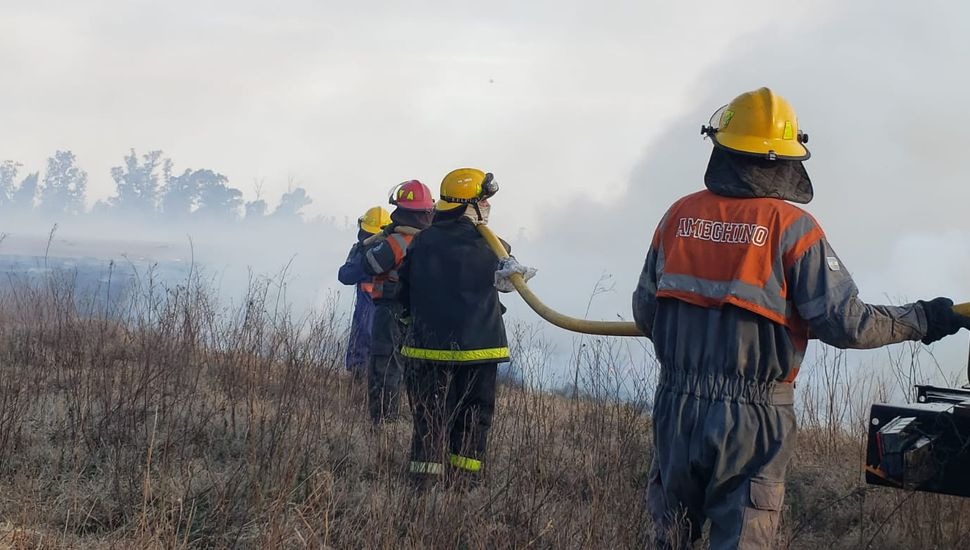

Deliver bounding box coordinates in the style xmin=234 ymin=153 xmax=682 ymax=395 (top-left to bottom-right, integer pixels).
xmin=918 ymin=297 xmax=970 ymax=344
xmin=494 ymin=256 xmax=536 ymax=293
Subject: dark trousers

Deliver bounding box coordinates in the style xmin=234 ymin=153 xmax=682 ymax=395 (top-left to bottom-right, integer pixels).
xmin=406 ymin=360 xmax=497 ymax=476
xmin=367 ymin=301 xmax=404 ymax=424
xmin=368 ymin=353 xmax=403 ymax=424
xmin=348 ymin=361 xmax=366 ymax=383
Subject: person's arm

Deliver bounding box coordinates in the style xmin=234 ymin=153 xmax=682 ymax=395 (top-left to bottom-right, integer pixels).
xmin=632 ymin=214 xmax=669 ymax=340
xmin=789 ymin=235 xmax=928 ymax=349
xmin=363 ymin=235 xmax=406 ymax=276
xmin=632 ymin=247 xmax=660 ymax=340
xmin=337 ymin=243 xmax=369 ymax=285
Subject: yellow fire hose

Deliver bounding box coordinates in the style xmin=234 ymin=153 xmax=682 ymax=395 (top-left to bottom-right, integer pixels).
xmin=478 ymin=225 xmax=970 ymax=337
xmin=478 ymin=225 xmax=642 ymax=336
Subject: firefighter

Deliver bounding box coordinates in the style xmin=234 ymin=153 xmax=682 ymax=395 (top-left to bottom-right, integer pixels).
xmin=358 ymin=180 xmax=434 ymax=424
xmin=398 ymin=168 xmax=509 ymax=485
xmin=338 ymin=206 xmax=391 ymax=382
xmin=632 ymin=87 xmax=970 ymax=549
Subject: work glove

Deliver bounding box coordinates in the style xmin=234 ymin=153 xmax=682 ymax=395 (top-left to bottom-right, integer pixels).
xmin=494 ymin=256 xmax=536 ymax=293
xmin=918 ymin=297 xmax=970 ymax=345
xmin=495 ymin=256 xmax=536 ymax=292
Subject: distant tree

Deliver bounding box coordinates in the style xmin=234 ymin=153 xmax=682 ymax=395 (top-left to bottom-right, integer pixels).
xmin=195 ymin=175 xmax=243 ymax=220
xmin=109 ymin=149 xmax=164 ymax=214
xmin=244 ymin=199 xmax=268 ymax=219
xmin=161 ymin=168 xmax=200 ymax=217
xmin=90 ymin=199 xmax=112 ymax=217
xmin=39 ymin=150 xmax=87 ymax=216
xmin=11 ymin=172 xmax=39 ymax=211
xmin=161 ymin=168 xmax=230 ymax=219
xmin=243 ymin=179 xmax=268 ymax=221
xmin=272 ymin=187 xmax=312 ymax=220
xmin=0 ymin=160 xmax=21 ymax=209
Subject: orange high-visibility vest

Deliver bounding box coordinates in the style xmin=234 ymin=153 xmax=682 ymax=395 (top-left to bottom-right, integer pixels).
xmin=654 ymin=190 xmax=824 ymax=363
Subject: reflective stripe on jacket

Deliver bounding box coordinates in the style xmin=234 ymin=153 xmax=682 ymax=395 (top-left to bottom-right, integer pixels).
xmin=400 ymin=346 xmax=509 ymax=363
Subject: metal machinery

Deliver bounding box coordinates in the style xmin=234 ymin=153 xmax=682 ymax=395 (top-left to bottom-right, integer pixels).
xmin=866 ymin=342 xmax=970 ymax=497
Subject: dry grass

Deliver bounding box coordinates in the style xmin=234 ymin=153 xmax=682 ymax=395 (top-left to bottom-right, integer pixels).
xmin=0 ymin=267 xmax=967 ymax=549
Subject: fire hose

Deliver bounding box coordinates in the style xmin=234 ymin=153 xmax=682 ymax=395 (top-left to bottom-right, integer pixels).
xmin=477 ymin=225 xmax=970 ymax=337
xmin=477 ymin=225 xmax=642 ymax=336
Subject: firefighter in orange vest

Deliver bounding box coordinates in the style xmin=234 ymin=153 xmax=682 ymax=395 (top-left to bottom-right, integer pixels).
xmin=632 ymin=88 xmax=970 ymax=549
xmin=358 ymin=180 xmax=435 ymax=424
xmin=338 ymin=206 xmax=391 ymax=382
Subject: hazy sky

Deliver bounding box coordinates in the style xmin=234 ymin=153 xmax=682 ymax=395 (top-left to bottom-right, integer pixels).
xmin=2 ymin=0 xmax=823 ymax=223
xmin=3 ymin=1 xmax=970 ymax=381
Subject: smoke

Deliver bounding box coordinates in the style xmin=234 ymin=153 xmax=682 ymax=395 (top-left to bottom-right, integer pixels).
xmin=501 ymin=0 xmax=970 ymax=383
xmin=3 ymin=0 xmax=968 ymax=388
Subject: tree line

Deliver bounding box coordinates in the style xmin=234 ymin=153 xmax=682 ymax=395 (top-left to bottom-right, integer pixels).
xmin=0 ymin=149 xmax=314 ymax=223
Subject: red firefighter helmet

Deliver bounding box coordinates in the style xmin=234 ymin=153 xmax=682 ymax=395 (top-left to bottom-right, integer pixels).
xmin=388 ymin=180 xmax=434 ymax=211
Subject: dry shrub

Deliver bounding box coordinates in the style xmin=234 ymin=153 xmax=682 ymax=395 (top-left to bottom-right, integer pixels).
xmin=0 ymin=267 xmax=652 ymax=549
xmin=0 ymin=265 xmax=965 ymax=549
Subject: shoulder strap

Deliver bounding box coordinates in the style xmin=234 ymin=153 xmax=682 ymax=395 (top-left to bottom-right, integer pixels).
xmin=394 ymin=226 xmax=420 ymax=236
xmin=362 ymin=232 xmax=387 ymax=246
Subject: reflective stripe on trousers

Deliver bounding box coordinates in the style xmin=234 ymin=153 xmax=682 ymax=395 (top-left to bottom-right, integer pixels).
xmin=408 ymin=456 xmax=482 ymax=475
xmin=449 ymin=453 xmax=482 ymax=472
xmin=410 ymin=461 xmax=443 ymax=475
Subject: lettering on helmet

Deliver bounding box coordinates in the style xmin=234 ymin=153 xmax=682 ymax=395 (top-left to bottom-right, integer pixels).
xmin=676 ymin=217 xmax=769 ymax=247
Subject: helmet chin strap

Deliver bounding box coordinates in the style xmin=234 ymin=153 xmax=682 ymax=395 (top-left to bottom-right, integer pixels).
xmin=466 ymin=199 xmax=490 ymax=224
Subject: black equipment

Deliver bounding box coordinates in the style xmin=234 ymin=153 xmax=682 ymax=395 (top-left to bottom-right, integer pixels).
xmin=865 ymin=340 xmax=970 ymax=497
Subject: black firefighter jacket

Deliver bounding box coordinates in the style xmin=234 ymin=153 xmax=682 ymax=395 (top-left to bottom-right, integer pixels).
xmin=397 ymin=215 xmax=510 ymax=365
